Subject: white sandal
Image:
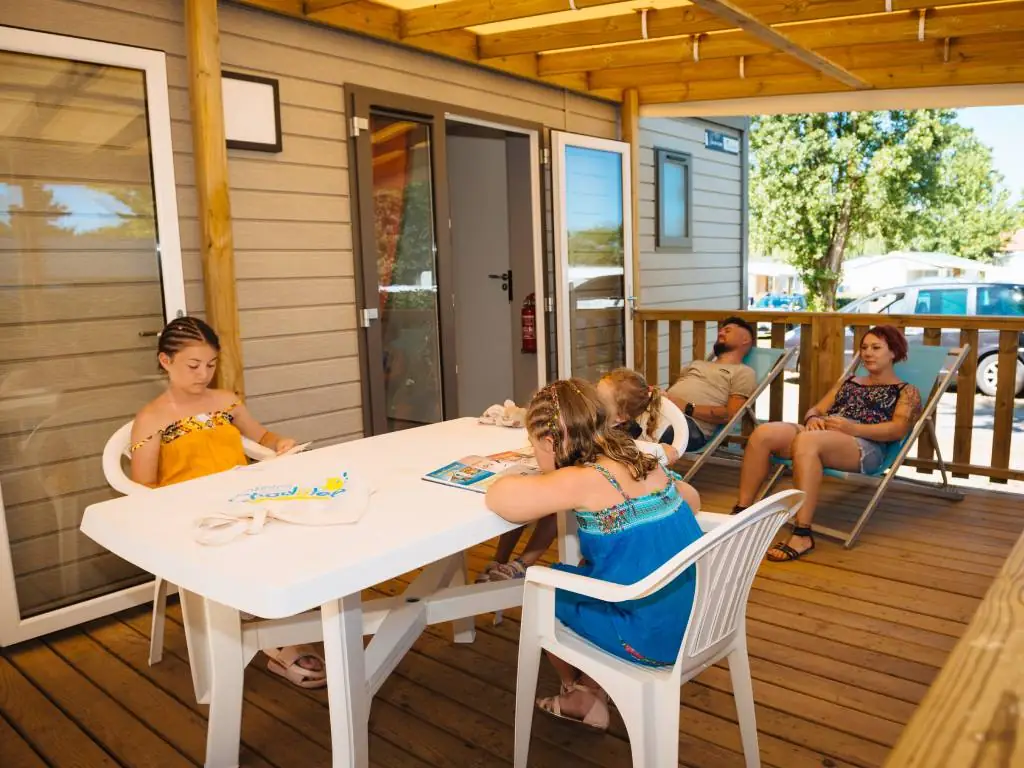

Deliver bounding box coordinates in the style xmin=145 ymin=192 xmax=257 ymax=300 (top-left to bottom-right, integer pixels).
xmin=265 ymin=644 xmax=327 ymax=689
xmin=536 ymin=682 xmax=610 ymax=732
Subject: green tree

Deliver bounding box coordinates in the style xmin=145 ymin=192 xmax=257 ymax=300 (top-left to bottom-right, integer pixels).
xmin=749 ymin=110 xmax=1020 ymax=309
xmin=910 ymin=127 xmax=1022 ymax=261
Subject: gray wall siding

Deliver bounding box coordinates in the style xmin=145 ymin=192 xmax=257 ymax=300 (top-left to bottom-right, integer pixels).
xmin=637 ymin=117 xmax=745 ymax=385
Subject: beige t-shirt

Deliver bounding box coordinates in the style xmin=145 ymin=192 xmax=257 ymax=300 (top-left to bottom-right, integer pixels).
xmin=666 ymin=360 xmax=756 ymax=437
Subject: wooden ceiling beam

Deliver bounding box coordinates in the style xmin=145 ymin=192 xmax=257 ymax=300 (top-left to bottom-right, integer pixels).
xmin=539 ymin=2 xmax=1024 ymax=75
xmin=304 ymin=0 xmax=362 ymax=13
xmin=590 ymin=32 xmax=1024 ymax=90
xmin=678 ymin=0 xmax=860 ymax=88
xmin=637 ymin=60 xmax=1024 ymax=104
xmin=479 ymin=0 xmax=1004 ymax=58
xmin=401 ymin=0 xmax=634 ymax=38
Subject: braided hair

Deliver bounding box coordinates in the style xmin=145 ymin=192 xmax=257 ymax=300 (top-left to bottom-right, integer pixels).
xmin=526 ymin=378 xmax=658 ymax=480
xmin=600 ymin=368 xmax=664 ymax=440
xmin=157 ymin=316 xmax=220 ymax=367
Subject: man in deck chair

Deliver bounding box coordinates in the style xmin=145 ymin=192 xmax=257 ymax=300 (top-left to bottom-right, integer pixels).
xmin=665 ymin=316 xmax=758 ymax=452
xmin=732 ymin=325 xmax=923 ymax=562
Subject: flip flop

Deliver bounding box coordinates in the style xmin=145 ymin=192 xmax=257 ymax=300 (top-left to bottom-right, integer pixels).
xmin=265 ymin=645 xmax=327 ymax=689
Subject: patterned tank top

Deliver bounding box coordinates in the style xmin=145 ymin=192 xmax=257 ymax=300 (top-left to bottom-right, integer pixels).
xmin=827 ymin=378 xmax=907 ymax=425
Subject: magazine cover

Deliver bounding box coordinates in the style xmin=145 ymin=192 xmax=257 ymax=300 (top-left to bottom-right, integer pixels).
xmin=423 ymin=448 xmax=538 ymax=494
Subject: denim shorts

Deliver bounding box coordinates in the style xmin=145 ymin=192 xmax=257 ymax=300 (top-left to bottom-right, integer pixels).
xmin=854 ymin=437 xmax=887 ymax=475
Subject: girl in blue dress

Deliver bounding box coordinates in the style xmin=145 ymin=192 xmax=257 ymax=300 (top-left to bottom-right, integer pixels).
xmin=486 ymin=378 xmax=703 ymax=731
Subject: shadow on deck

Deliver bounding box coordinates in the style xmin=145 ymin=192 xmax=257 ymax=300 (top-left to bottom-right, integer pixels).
xmin=2 ymin=462 xmax=1021 ymax=768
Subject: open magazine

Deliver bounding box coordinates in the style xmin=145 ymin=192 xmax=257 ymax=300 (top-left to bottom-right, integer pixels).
xmin=423 ymin=447 xmax=539 ymax=493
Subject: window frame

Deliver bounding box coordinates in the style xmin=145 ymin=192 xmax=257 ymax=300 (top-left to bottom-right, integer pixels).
xmin=654 ymin=147 xmax=693 ymax=251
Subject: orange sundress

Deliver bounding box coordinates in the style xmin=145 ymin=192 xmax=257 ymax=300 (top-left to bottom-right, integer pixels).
xmin=130 ymin=402 xmax=248 ymax=487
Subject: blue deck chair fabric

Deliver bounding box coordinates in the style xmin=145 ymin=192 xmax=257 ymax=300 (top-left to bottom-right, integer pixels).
xmin=681 ymin=346 xmax=794 ymax=480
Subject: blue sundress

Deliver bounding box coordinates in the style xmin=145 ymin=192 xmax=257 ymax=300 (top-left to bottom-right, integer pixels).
xmin=553 ymin=463 xmax=703 ymax=666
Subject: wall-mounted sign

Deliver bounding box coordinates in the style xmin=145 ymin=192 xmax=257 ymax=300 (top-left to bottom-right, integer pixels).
xmin=705 ymin=129 xmax=739 ymax=155
xmin=222 ymin=71 xmax=282 ymax=153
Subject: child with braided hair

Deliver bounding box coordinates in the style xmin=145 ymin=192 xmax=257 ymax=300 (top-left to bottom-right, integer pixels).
xmin=486 ymin=379 xmax=703 ymax=730
xmin=130 ymin=316 xmax=324 ymax=689
xmin=476 ymin=370 xmax=679 ymax=584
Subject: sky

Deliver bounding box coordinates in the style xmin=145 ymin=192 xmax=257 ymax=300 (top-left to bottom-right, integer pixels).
xmin=955 ymin=106 xmax=1024 ymax=204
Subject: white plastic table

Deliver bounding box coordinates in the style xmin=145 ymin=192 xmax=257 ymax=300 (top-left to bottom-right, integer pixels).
xmin=81 ymin=418 xmax=544 ymax=768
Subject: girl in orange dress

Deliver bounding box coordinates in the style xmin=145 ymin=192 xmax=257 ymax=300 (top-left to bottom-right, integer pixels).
xmin=130 ymin=316 xmax=325 ymax=688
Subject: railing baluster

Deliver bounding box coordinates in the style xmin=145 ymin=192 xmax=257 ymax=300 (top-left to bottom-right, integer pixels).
xmin=798 ymin=322 xmax=814 ymax=419
xmin=853 ymin=325 xmax=868 ymax=353
xmin=990 ymin=329 xmax=1017 ymax=484
xmin=769 ymin=323 xmax=786 ymax=423
xmin=645 ymin=320 xmax=659 ymax=385
xmin=692 ymin=320 xmax=706 ymax=362
xmin=953 ymin=329 xmax=979 ymax=479
xmin=668 ymin=320 xmax=681 ymax=388
xmin=916 ymin=327 xmax=942 ymax=473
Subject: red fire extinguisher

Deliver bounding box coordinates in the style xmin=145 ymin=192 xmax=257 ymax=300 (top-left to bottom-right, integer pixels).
xmin=521 ymin=293 xmax=537 ymax=354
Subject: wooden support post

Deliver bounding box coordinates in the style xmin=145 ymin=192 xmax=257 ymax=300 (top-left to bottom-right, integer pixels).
xmin=621 ymin=88 xmax=642 ymax=372
xmin=185 ymin=0 xmax=245 ymax=395
xmin=809 ymin=315 xmax=844 ymax=406
xmin=692 ymin=321 xmax=706 ymax=363
xmin=989 ymin=329 xmax=1017 ymax=484
xmin=645 ymin=320 xmax=659 ymax=385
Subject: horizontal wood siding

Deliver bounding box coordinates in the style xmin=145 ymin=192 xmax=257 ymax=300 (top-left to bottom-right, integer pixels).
xmin=638 ymin=117 xmax=745 ymax=386
xmin=0 ymin=0 xmax=616 ymax=616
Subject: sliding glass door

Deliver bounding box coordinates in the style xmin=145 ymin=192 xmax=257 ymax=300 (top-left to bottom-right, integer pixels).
xmin=0 ymin=28 xmax=185 ymax=644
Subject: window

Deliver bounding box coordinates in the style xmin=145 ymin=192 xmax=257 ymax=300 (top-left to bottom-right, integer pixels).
xmin=655 ymin=148 xmax=692 ymax=249
xmin=977 ymin=285 xmax=1024 ymax=317
xmin=856 ymin=292 xmax=905 ymax=314
xmin=914 ymin=288 xmax=969 ymax=315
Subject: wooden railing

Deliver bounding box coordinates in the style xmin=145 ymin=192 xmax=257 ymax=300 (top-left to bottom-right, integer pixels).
xmin=635 ymin=309 xmax=1024 ymax=484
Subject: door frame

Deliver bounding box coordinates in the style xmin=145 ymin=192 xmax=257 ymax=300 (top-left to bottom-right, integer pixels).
xmin=550 ymin=131 xmax=634 ymax=378
xmin=347 ymin=86 xmax=548 ymax=435
xmin=0 ymin=27 xmax=186 ymax=646
xmin=444 ymin=112 xmax=548 ymax=396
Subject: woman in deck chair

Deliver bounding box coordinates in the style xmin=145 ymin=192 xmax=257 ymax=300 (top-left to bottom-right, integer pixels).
xmin=733 ymin=325 xmax=921 ymax=562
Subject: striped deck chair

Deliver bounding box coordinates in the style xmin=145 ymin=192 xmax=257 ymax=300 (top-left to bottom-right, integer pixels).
xmin=681 ymin=346 xmax=796 ymax=483
xmin=756 ymin=344 xmax=969 ymax=549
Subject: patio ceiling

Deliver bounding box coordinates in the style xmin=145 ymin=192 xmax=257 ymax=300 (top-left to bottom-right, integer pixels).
xmin=235 ymin=0 xmax=1024 ymax=105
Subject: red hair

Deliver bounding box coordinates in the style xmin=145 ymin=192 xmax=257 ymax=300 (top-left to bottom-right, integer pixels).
xmin=863 ymin=325 xmax=908 ymax=363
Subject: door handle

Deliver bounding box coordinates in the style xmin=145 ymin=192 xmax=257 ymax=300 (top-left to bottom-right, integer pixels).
xmin=139 ymin=330 xmax=160 ymax=338
xmin=488 ymin=271 xmax=514 ymax=302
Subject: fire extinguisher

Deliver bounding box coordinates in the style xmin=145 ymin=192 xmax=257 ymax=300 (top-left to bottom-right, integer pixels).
xmin=521 ymin=293 xmax=537 ymax=354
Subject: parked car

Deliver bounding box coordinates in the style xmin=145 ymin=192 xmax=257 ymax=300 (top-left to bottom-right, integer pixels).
xmin=754 ymin=293 xmax=807 ymax=337
xmin=784 ymin=281 xmax=1024 ymax=397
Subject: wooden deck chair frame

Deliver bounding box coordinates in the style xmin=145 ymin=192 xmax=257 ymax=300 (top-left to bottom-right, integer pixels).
xmin=681 ymin=346 xmax=797 ymax=483
xmin=755 ymin=345 xmax=969 ymax=549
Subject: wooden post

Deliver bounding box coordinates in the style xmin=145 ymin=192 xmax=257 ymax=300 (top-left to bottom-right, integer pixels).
xmin=668 ymin=320 xmax=681 ymax=388
xmin=989 ymin=329 xmax=1017 ymax=484
xmin=952 ymin=329 xmax=978 ymax=478
xmin=185 ymin=0 xmax=245 ymax=395
xmin=769 ymin=323 xmax=786 ymax=423
xmin=809 ymin=315 xmax=845 ymax=406
xmin=621 ymin=88 xmax=642 ymax=372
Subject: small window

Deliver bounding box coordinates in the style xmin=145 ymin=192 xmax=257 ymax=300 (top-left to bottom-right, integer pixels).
xmin=858 ymin=292 xmax=905 ymax=314
xmin=915 ymin=288 xmax=968 ymax=315
xmin=977 ymin=285 xmax=1024 ymax=317
xmin=656 ymin=148 xmax=693 ymax=250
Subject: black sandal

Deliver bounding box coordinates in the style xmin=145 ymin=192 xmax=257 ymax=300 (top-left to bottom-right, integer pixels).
xmin=731 ymin=504 xmax=748 ymax=515
xmin=766 ymin=525 xmax=815 ymax=562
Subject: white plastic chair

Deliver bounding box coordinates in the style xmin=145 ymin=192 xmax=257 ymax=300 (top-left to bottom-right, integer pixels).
xmin=637 ymin=395 xmax=689 ymax=456
xmin=101 ymin=420 xmax=277 ymax=664
xmin=514 ymin=489 xmax=805 ymax=768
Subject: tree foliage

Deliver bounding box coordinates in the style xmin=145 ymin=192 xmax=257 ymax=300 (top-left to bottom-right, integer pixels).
xmin=750 ymin=110 xmax=1023 ymax=309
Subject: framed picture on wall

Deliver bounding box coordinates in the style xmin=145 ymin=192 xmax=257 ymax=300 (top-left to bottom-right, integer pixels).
xmin=221 ymin=71 xmax=282 ymax=152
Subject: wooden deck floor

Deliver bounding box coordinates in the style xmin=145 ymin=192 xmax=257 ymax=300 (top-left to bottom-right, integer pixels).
xmin=2 ymin=462 xmax=1022 ymax=768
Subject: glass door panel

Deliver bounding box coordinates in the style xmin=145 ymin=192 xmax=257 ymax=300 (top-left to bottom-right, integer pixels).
xmin=551 ymin=132 xmax=633 ymax=381
xmin=0 ymin=33 xmax=184 ymax=638
xmin=370 ymin=113 xmax=443 ymax=431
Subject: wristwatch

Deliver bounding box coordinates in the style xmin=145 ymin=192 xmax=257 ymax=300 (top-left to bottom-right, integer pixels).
xmin=684 ymin=402 xmax=695 ymax=417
